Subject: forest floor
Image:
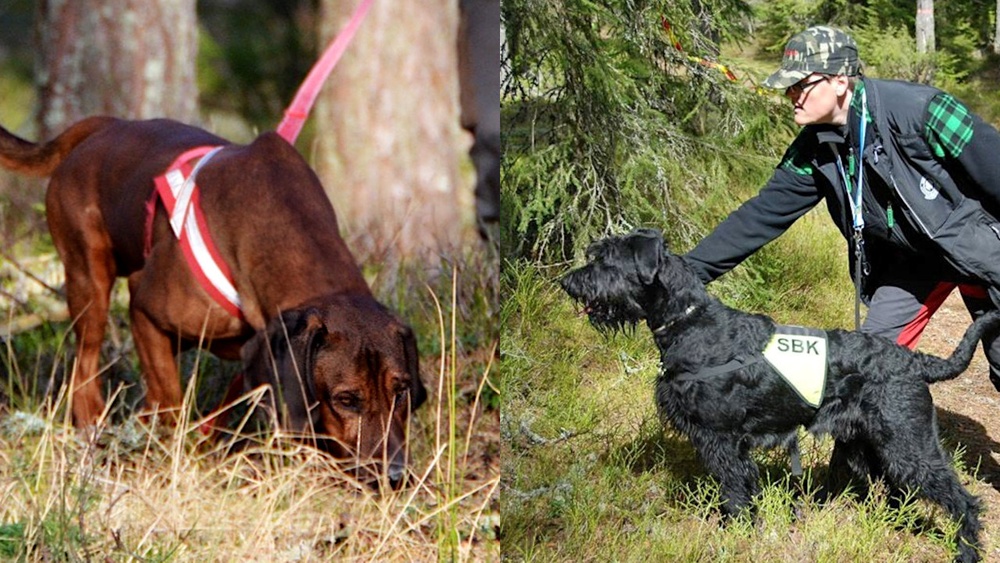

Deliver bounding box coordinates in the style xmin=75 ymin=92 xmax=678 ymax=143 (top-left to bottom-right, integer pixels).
xmin=915 ymin=291 xmax=1000 ymax=561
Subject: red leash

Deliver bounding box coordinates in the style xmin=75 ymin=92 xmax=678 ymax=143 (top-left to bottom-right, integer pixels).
xmin=276 ymin=0 xmax=375 ymax=144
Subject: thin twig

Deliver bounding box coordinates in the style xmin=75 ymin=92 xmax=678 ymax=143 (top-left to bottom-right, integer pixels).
xmin=0 ymin=287 xmax=28 ymax=308
xmin=0 ymin=249 xmax=65 ymax=297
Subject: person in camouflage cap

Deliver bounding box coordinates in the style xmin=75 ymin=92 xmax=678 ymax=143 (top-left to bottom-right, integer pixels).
xmin=762 ymin=26 xmax=861 ymax=89
xmin=681 ymin=25 xmax=1000 ymax=456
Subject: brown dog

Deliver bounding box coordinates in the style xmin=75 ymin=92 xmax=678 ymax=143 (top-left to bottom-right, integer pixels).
xmin=0 ymin=117 xmax=427 ymax=484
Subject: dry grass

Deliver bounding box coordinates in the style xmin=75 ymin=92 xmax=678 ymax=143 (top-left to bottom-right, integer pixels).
xmin=0 ymin=263 xmax=499 ymax=562
xmin=1 ymin=410 xmax=498 ymax=561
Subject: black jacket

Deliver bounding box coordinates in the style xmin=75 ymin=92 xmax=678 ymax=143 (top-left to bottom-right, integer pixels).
xmin=685 ymin=78 xmax=1000 ymax=305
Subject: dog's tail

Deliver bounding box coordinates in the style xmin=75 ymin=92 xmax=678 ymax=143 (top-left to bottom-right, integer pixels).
xmin=922 ymin=310 xmax=1000 ymax=383
xmin=0 ymin=116 xmax=116 ymax=177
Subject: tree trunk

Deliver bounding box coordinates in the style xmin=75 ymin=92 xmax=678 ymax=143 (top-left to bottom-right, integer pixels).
xmin=501 ymin=16 xmax=509 ymax=87
xmin=36 ymin=0 xmax=199 ymax=140
xmin=995 ymin=0 xmax=1000 ymax=55
xmin=915 ymin=0 xmax=935 ymax=54
xmin=314 ymin=0 xmax=468 ymax=261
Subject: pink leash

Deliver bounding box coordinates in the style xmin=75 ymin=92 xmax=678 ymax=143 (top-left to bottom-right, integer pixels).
xmin=276 ymin=0 xmax=374 ymax=144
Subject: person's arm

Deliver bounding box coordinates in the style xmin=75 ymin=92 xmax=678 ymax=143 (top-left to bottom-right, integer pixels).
xmin=925 ymin=93 xmax=1000 ymax=206
xmin=684 ymin=143 xmax=823 ymax=284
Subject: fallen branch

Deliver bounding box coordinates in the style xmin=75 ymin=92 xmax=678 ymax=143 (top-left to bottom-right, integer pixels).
xmin=0 ymin=249 xmax=65 ymax=298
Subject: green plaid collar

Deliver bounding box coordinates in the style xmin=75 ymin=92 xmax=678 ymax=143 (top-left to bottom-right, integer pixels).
xmin=849 ymin=78 xmax=866 ymax=115
xmin=846 ymin=79 xmax=873 ymax=146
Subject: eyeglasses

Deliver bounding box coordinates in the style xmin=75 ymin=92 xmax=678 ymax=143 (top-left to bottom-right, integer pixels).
xmin=785 ymin=75 xmax=829 ymax=97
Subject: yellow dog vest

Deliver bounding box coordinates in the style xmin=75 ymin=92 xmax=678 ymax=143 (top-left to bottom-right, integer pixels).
xmin=763 ymin=325 xmax=828 ymax=408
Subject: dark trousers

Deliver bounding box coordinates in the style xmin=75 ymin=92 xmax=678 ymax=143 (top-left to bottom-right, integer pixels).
xmin=861 ymin=279 xmax=1000 ymax=390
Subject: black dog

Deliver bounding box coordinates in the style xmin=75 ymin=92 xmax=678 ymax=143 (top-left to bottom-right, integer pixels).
xmin=561 ymin=228 xmax=1000 ymax=563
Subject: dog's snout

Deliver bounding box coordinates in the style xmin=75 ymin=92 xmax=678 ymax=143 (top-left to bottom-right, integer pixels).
xmin=560 ymin=269 xmax=586 ymax=299
xmin=353 ymin=434 xmax=410 ymax=489
xmin=559 ymin=273 xmax=573 ymax=293
xmin=387 ymin=462 xmax=407 ymax=490
xmin=356 ymin=461 xmax=409 ymax=490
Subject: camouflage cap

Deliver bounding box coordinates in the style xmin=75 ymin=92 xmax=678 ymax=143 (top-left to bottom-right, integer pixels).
xmin=763 ymin=26 xmax=861 ymax=89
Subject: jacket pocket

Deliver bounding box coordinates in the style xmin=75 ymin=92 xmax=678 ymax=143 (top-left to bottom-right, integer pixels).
xmin=943 ymin=206 xmax=1000 ymax=286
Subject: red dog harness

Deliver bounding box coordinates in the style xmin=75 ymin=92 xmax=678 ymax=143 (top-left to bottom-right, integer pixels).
xmin=145 ymin=145 xmax=244 ymax=319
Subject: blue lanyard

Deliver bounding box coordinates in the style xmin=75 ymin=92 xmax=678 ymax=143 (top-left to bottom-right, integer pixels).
xmin=838 ymin=88 xmax=868 ymax=231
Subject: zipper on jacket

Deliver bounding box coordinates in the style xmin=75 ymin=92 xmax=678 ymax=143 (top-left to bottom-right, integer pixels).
xmin=888 ymin=169 xmax=932 ymax=236
xmin=870 ymin=143 xmax=933 ymax=237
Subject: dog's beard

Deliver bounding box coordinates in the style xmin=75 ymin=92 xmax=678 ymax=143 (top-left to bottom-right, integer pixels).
xmin=584 ymin=303 xmax=643 ymax=332
xmin=561 ymin=264 xmax=647 ymax=331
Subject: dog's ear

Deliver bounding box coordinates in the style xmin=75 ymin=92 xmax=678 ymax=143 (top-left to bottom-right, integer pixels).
xmin=398 ymin=324 xmax=427 ymax=410
xmin=241 ymin=308 xmax=327 ymax=434
xmin=630 ymin=229 xmax=664 ymax=285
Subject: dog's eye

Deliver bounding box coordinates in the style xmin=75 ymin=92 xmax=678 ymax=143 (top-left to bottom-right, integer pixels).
xmin=334 ymin=392 xmax=362 ymax=412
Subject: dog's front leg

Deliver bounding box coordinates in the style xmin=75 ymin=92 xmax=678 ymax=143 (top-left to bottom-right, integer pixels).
xmin=128 ymin=304 xmax=184 ymax=424
xmin=691 ymin=431 xmax=760 ymax=519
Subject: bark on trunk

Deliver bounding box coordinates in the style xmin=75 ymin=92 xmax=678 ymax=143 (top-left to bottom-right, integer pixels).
xmin=36 ymin=0 xmax=199 ymax=139
xmin=314 ymin=0 xmax=469 ymax=260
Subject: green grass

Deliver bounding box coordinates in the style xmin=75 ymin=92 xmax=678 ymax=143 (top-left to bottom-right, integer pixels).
xmin=501 ymin=256 xmax=972 ymax=561
xmin=500 ymin=168 xmax=976 ymax=560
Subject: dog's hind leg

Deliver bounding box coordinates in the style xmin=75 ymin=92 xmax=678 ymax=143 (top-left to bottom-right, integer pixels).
xmin=63 ymin=266 xmax=114 ymax=429
xmin=920 ymin=474 xmax=982 ymax=563
xmin=879 ymin=436 xmax=982 ymax=562
xmin=691 ymin=432 xmax=760 ymax=518
xmin=48 ymin=198 xmax=116 ymax=429
xmin=922 ymin=475 xmax=980 ymax=562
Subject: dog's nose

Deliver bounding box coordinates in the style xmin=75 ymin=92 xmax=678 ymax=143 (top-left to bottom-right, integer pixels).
xmin=559 ymin=274 xmax=573 ymax=293
xmin=358 ymin=462 xmax=408 ymax=490
xmin=387 ymin=463 xmax=407 ymax=490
